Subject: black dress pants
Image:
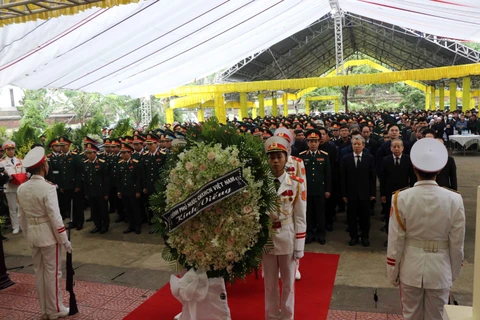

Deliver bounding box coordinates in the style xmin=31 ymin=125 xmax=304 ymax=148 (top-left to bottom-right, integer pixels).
xmin=382 ymin=195 xmax=393 ymax=234
xmin=89 ymin=196 xmax=109 ymax=230
xmin=347 ymin=199 xmax=370 ymax=239
xmin=62 ymin=189 xmax=84 ymax=227
xmin=122 ymin=195 xmax=141 ymax=231
xmin=306 ymin=195 xmax=326 ymax=240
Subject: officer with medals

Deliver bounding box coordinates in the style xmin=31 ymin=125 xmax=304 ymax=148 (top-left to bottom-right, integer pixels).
xmin=387 ymin=138 xmax=465 ymax=320
xmin=83 ymin=143 xmax=110 ymax=234
xmin=117 ymin=143 xmax=143 ymax=234
xmin=141 ymin=133 xmax=166 ymax=226
xmin=299 ymin=129 xmax=332 ymax=244
xmin=58 ymin=137 xmax=83 ymax=229
xmin=263 ymin=136 xmax=306 ymax=320
xmin=109 ymin=139 xmax=125 ymax=223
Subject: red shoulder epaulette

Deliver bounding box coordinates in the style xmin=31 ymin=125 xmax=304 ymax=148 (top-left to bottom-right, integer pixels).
xmin=290 ymin=175 xmax=304 ymax=184
xmin=291 ymin=156 xmax=303 ymax=163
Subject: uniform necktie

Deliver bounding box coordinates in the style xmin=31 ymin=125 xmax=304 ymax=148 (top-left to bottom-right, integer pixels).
xmin=395 ymin=157 xmax=400 ymax=166
xmin=355 ymin=155 xmax=361 ymax=168
xmin=274 ymin=179 xmax=281 ymax=191
xmin=11 ymin=158 xmax=14 ymax=165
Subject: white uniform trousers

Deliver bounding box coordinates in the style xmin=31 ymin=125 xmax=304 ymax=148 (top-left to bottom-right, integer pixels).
xmin=5 ymin=192 xmax=18 ymax=230
xmin=262 ymin=253 xmax=296 ymax=320
xmin=32 ymin=244 xmax=67 ymax=317
xmin=400 ymin=282 xmax=449 ymax=320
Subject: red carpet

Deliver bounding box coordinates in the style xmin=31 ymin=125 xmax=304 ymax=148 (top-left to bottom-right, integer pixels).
xmin=124 ymin=252 xmax=339 ymax=320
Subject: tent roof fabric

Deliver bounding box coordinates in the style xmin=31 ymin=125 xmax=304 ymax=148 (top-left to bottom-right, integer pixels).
xmin=1 ymin=0 xmax=480 ymax=97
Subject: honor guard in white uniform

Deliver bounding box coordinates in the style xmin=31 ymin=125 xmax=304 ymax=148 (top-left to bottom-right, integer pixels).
xmin=387 ymin=138 xmax=465 ymax=320
xmin=17 ymin=147 xmax=72 ymax=320
xmin=263 ymin=136 xmax=307 ymax=320
xmin=0 ymin=140 xmax=26 ymax=234
xmin=274 ymin=127 xmax=307 ymax=281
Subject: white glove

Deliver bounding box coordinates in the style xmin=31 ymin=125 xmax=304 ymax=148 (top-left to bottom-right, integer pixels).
xmin=294 ymin=250 xmax=304 ymax=260
xmin=63 ymin=241 xmax=72 ymax=253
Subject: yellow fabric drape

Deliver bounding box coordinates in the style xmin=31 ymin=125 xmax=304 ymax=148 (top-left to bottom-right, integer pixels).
xmin=450 ymin=82 xmax=457 ymax=111
xmin=158 ymin=63 xmax=480 ymax=96
xmin=239 ymin=92 xmax=248 ymax=119
xmin=463 ymin=77 xmax=471 ymax=112
xmin=439 ymin=86 xmax=445 ymax=111
xmin=197 ymin=106 xmax=204 ymax=122
xmin=258 ymin=94 xmax=265 ymax=118
xmin=166 ymin=108 xmax=174 ymax=124
xmin=214 ymin=94 xmax=226 ymax=124
xmin=282 ymin=94 xmax=288 ymax=117
xmin=271 ymin=94 xmax=277 ymax=117
xmin=430 ymin=86 xmax=435 ymax=110
xmin=0 ymin=0 xmax=139 ymax=27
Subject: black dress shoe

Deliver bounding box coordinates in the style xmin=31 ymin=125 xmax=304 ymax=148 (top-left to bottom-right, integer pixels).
xmin=326 ymin=225 xmax=333 ymax=232
xmin=348 ymin=238 xmax=358 ymax=246
xmin=362 ymin=238 xmax=370 ymax=247
xmin=76 ymin=226 xmax=83 ymax=231
xmin=1 ymin=235 xmax=8 ymax=241
xmin=115 ymin=217 xmax=125 ymax=223
xmin=318 ymin=238 xmax=326 ymax=245
xmin=99 ymin=228 xmax=108 ymax=234
xmin=305 ymin=235 xmax=315 ymax=244
xmin=66 ymin=224 xmax=76 ymax=230
xmin=90 ymin=227 xmax=101 ymax=234
xmin=86 ymin=217 xmax=93 ymax=222
xmin=123 ymin=227 xmax=134 ymax=234
xmin=135 ymin=229 xmax=141 ymax=234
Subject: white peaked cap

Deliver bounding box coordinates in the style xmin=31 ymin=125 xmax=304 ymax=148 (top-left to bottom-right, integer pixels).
xmin=410 ymin=138 xmax=447 ymax=173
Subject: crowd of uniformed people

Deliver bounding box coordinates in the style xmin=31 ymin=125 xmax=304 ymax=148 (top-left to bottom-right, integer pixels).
xmin=0 ymin=108 xmax=467 ymax=247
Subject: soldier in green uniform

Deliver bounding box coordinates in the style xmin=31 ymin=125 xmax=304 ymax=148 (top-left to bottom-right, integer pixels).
xmin=58 ymin=136 xmax=84 ymax=229
xmin=83 ymin=143 xmax=110 ymax=234
xmin=132 ymin=134 xmax=145 ymax=161
xmin=299 ymin=129 xmax=332 ymax=244
xmin=140 ymin=133 xmax=166 ymax=226
xmin=109 ymin=139 xmax=125 ymax=223
xmin=46 ymin=138 xmax=63 ymax=214
xmin=117 ymin=143 xmax=143 ymax=234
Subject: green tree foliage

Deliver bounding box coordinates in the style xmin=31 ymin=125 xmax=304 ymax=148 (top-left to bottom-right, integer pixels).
xmin=148 ymin=114 xmax=160 ymax=130
xmin=19 ymin=89 xmax=58 ymax=130
xmin=44 ymin=122 xmax=70 ymax=144
xmin=11 ymin=125 xmax=38 ymax=158
xmin=109 ymin=118 xmax=133 ymax=139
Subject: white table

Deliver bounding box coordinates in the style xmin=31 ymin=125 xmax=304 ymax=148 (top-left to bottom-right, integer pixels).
xmin=449 ymin=135 xmax=480 ymax=154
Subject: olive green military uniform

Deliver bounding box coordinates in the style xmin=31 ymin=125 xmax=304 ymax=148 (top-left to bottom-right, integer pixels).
xmin=83 ymin=157 xmax=110 ymax=232
xmin=59 ymin=150 xmax=84 ymax=227
xmin=117 ymin=157 xmax=143 ymax=233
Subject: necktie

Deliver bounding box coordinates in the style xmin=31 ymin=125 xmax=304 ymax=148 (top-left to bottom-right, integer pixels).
xmin=11 ymin=158 xmax=14 ymax=165
xmin=274 ymin=179 xmax=281 ymax=191
xmin=355 ymin=155 xmax=361 ymax=168
xmin=395 ymin=157 xmax=400 ymax=166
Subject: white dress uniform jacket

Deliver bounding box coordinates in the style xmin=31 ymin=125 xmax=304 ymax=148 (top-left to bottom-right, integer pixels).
xmin=18 ymin=175 xmax=69 ymax=247
xmin=387 ymin=180 xmax=465 ymax=289
xmin=268 ymin=171 xmax=307 ymax=255
xmin=0 ymin=156 xmax=25 ymax=193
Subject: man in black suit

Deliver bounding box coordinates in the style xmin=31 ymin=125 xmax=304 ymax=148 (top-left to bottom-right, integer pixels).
xmin=380 ymin=138 xmax=415 ymax=245
xmin=434 ymin=138 xmax=457 ymax=190
xmin=361 ymin=125 xmax=379 ymax=157
xmin=340 ymin=136 xmax=376 ymax=247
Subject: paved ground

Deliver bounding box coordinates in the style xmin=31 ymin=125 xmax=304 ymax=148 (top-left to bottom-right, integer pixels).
xmin=2 ymin=150 xmax=478 ymax=318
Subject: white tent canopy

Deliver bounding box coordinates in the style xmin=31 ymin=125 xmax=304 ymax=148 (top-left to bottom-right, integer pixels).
xmin=1 ymin=0 xmax=480 ymax=97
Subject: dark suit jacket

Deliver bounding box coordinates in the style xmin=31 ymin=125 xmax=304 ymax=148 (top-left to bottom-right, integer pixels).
xmin=365 ymin=139 xmax=379 ymax=158
xmin=436 ymin=156 xmax=457 ymax=190
xmin=340 ymin=153 xmax=376 ymax=201
xmin=340 ymin=145 xmax=370 ymax=163
xmin=375 ymin=140 xmax=411 ymax=177
xmin=380 ymin=154 xmax=415 ymax=197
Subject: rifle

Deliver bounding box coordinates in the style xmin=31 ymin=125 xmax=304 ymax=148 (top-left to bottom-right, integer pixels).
xmin=66 ymin=199 xmax=78 ymax=315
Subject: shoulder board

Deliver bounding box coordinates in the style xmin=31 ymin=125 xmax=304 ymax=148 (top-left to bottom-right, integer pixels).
xmin=299 ymin=150 xmax=307 ymax=155
xmin=46 ymin=180 xmax=54 ymax=185
xmin=79 ymin=152 xmax=85 ymax=155
xmin=290 ymin=175 xmax=305 ymax=184
xmin=83 ymin=159 xmax=89 ymax=163
xmin=132 ymin=159 xmax=139 ymax=163
xmin=47 ymin=153 xmax=52 ymax=157
xmin=320 ymin=150 xmax=328 ymax=155
xmin=441 ymin=186 xmax=460 ymax=194
xmin=143 ymin=151 xmax=149 ymax=155
xmin=291 ymin=156 xmax=302 ymax=162
xmin=71 ymin=151 xmax=77 ymax=155
xmin=98 ymin=152 xmax=104 ymax=155
xmin=157 ymin=150 xmax=166 ymax=155
xmin=118 ymin=160 xmax=124 ymax=164
xmin=98 ymin=159 xmax=105 ymax=163
xmin=392 ymin=186 xmax=410 ymax=195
